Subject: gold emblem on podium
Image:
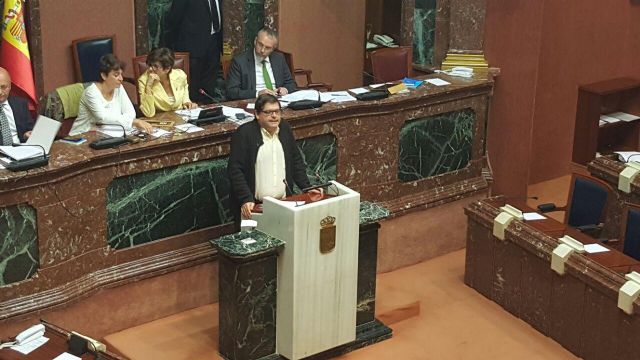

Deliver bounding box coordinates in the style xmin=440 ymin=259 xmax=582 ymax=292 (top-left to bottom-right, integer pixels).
xmin=320 ymin=216 xmax=336 ymax=254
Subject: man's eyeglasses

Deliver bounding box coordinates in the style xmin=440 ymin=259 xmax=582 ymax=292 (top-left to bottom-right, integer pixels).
xmin=260 ymin=109 xmax=281 ymax=116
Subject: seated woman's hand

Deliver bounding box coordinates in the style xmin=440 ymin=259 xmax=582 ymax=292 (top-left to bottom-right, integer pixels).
xmin=133 ymin=119 xmax=154 ymax=134
xmin=183 ymin=102 xmax=197 ymax=109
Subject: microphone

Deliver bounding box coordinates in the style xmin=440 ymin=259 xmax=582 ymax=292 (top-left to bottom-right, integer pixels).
xmin=302 ymin=182 xmax=332 ymax=193
xmin=5 ymin=143 xmax=49 ymax=172
xmin=283 ymin=179 xmax=294 ymax=195
xmin=199 ymin=89 xmax=219 ymax=104
xmin=90 ymin=123 xmax=129 ymax=150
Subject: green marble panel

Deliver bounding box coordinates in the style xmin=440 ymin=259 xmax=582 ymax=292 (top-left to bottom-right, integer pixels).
xmin=107 ymin=158 xmax=233 ymax=249
xmin=359 ymin=202 xmax=390 ymax=226
xmin=413 ymin=0 xmax=437 ymax=65
xmin=0 ymin=204 xmax=38 ymax=286
xmin=297 ymin=133 xmax=337 ymax=187
xmin=147 ymin=0 xmax=173 ymax=49
xmin=398 ymin=109 xmax=475 ymax=182
xmin=244 ymin=0 xmax=265 ymax=52
xmin=212 ymin=229 xmax=284 ymax=259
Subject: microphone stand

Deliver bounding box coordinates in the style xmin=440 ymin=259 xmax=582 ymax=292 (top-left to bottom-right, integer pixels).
xmin=90 ymin=123 xmax=129 ymax=150
xmin=5 ymin=143 xmax=49 ymax=172
xmin=199 ymin=89 xmax=220 ymax=105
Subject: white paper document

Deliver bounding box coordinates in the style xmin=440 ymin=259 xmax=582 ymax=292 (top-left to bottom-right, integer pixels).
xmin=523 ymin=212 xmax=546 ymax=221
xmin=240 ymin=237 xmax=257 ymax=245
xmin=52 ymin=352 xmax=82 ymax=360
xmin=10 ymin=336 xmax=49 ymax=355
xmin=615 ymin=151 xmax=640 ymax=163
xmin=349 ymin=87 xmax=370 ymax=94
xmin=221 ymin=105 xmax=253 ymax=119
xmin=607 ymin=111 xmax=640 ymax=122
xmin=584 ymin=243 xmax=610 ymax=254
xmin=150 ymin=128 xmax=171 ymax=138
xmin=96 ymin=124 xmax=134 ymax=138
xmin=175 ymin=108 xmax=203 ymax=119
xmin=426 ymin=78 xmax=451 ymax=86
xmin=600 ymin=114 xmax=620 ymax=124
xmin=27 ymin=115 xmax=61 ymax=153
xmin=320 ymin=91 xmax=357 ymax=103
xmin=246 ymin=103 xmax=255 ymax=110
xmin=279 ymin=89 xmax=320 ymax=102
xmin=175 ymin=123 xmax=204 ymax=133
xmin=0 ymin=145 xmax=43 ymax=161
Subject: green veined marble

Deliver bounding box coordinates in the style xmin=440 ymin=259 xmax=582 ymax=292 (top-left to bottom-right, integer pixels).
xmin=107 ymin=158 xmax=233 ymax=249
xmin=0 ymin=204 xmax=38 ymax=286
xmin=398 ymin=109 xmax=475 ymax=182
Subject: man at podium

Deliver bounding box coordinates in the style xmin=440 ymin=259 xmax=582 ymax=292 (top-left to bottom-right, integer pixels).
xmin=227 ymin=93 xmax=318 ymax=224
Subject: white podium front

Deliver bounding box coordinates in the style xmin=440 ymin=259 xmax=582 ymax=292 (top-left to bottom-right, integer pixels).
xmin=258 ymin=181 xmax=360 ymax=359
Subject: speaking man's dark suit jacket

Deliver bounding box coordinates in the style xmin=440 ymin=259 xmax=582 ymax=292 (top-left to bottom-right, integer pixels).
xmin=166 ymin=0 xmax=222 ymax=59
xmin=227 ymin=119 xmax=311 ymax=224
xmin=7 ymin=96 xmax=33 ymax=143
xmin=226 ymin=51 xmax=297 ymax=100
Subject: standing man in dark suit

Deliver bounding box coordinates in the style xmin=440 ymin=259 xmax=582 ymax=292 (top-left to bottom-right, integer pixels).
xmin=226 ymin=28 xmax=297 ymax=101
xmin=0 ymin=67 xmax=32 ymax=145
xmin=227 ymin=94 xmax=320 ymax=225
xmin=166 ymin=0 xmax=222 ymax=103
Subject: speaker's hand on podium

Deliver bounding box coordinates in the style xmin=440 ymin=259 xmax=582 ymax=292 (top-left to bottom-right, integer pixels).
xmin=241 ymin=202 xmax=255 ymax=219
xmin=307 ymin=188 xmax=323 ymax=201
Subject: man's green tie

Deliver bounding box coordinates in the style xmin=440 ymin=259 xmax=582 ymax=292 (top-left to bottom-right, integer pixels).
xmin=262 ymin=60 xmax=273 ymax=90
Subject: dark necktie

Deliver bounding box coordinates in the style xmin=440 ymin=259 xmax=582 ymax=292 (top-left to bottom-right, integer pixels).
xmin=209 ymin=0 xmax=220 ymax=33
xmin=0 ymin=104 xmax=13 ymax=145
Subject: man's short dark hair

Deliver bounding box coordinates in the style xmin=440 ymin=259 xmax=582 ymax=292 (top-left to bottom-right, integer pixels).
xmin=255 ymin=93 xmax=281 ymax=113
xmin=98 ymin=54 xmax=125 ymax=80
xmin=257 ymin=27 xmax=278 ymax=40
xmin=146 ymin=47 xmax=175 ymax=70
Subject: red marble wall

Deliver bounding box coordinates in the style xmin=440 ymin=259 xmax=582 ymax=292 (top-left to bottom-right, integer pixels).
xmin=485 ymin=0 xmax=640 ymax=196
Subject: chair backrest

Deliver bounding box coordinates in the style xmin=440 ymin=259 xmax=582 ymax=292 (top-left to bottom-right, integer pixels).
xmin=370 ymin=46 xmax=412 ymax=82
xmin=622 ymin=204 xmax=640 ymax=260
xmin=565 ymin=173 xmax=611 ymax=227
xmin=132 ymin=52 xmax=190 ymax=83
xmin=40 ymin=82 xmax=89 ymax=138
xmin=71 ymin=35 xmax=115 ymax=83
xmin=277 ymin=50 xmax=295 ymax=77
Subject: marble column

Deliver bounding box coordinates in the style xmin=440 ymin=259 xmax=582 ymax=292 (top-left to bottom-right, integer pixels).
xmin=441 ymin=0 xmax=489 ymax=71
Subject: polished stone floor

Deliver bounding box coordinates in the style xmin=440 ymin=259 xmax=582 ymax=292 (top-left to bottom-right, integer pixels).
xmin=105 ymin=251 xmax=576 ymax=360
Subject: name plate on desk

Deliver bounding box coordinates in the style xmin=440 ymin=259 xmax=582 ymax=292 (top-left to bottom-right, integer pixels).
xmin=618 ymin=161 xmax=640 ymax=193
xmin=492 ymin=204 xmax=524 ymax=240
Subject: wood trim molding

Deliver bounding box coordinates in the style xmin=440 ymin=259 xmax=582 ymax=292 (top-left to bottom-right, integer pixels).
xmin=0 ymin=242 xmax=216 ymax=322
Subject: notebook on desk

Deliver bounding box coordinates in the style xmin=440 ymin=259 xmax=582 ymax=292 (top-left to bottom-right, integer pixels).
xmin=0 ymin=115 xmax=61 ymax=160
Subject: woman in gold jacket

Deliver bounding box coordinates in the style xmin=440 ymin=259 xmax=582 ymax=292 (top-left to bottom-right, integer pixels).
xmin=137 ymin=47 xmax=197 ymax=118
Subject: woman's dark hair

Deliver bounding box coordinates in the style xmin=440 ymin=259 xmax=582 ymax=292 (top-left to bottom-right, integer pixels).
xmin=255 ymin=93 xmax=281 ymax=113
xmin=98 ymin=54 xmax=125 ymax=81
xmin=146 ymin=47 xmax=175 ymax=70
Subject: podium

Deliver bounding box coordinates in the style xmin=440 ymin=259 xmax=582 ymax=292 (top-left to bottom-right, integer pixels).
xmin=213 ymin=182 xmax=391 ymax=360
xmin=260 ymin=182 xmax=360 ymax=359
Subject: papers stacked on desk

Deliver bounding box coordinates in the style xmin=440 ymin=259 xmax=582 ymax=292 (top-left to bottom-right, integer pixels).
xmin=614 ymin=151 xmax=640 ymax=163
xmin=96 ymin=124 xmax=134 ymax=137
xmin=221 ymin=105 xmax=253 ymax=125
xmin=320 ymin=91 xmax=357 ymax=103
xmin=280 ymin=89 xmax=321 ymax=103
xmin=0 ymin=146 xmax=43 ymax=161
xmin=600 ymin=111 xmax=640 ymax=126
xmin=175 ymin=107 xmax=203 ymax=119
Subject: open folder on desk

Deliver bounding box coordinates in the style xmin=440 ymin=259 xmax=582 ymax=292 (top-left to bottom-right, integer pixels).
xmin=0 ymin=115 xmax=61 ymax=161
